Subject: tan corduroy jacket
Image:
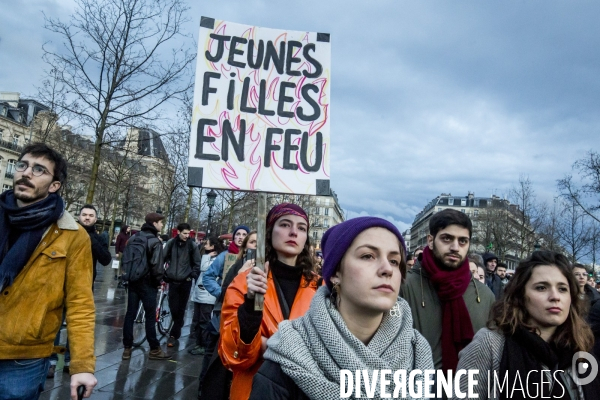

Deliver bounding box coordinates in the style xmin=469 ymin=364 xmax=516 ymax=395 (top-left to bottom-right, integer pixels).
xmin=0 ymin=211 xmax=96 ymax=375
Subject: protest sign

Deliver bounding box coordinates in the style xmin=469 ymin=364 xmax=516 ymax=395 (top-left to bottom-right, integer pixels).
xmin=188 ymin=17 xmax=331 ymax=196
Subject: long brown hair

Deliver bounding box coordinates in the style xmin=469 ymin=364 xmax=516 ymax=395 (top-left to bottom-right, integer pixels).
xmin=236 ymin=230 xmax=257 ymax=261
xmin=488 ymin=250 xmax=593 ymax=352
xmin=265 ymin=222 xmax=316 ymax=286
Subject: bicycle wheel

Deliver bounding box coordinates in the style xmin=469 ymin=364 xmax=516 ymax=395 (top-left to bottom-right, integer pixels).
xmin=132 ymin=302 xmax=147 ymax=347
xmin=156 ymin=293 xmax=173 ymax=335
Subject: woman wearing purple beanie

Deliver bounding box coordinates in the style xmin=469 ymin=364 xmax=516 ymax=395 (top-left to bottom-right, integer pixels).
xmin=250 ymin=217 xmax=434 ymax=400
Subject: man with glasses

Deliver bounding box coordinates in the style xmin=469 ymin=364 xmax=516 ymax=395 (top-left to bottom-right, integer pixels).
xmin=0 ymin=143 xmax=97 ymax=399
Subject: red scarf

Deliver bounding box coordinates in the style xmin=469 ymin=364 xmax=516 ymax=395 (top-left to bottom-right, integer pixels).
xmin=420 ymin=246 xmax=474 ymax=371
xmin=228 ymin=241 xmax=240 ymax=255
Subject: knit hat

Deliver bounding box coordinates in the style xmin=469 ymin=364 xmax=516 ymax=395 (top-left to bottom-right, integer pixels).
xmin=321 ymin=216 xmax=406 ymax=289
xmin=145 ymin=212 xmax=165 ymax=224
xmin=266 ymin=203 xmax=309 ymax=228
xmin=232 ymin=225 xmax=250 ymax=238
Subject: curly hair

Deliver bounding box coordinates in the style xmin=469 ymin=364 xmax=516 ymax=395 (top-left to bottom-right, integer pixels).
xmin=488 ymin=250 xmax=593 ymax=352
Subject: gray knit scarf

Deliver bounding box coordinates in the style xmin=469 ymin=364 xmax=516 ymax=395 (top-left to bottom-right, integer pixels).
xmin=264 ymin=286 xmax=434 ymax=400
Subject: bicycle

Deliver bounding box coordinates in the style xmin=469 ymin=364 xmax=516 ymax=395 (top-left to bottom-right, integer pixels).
xmin=132 ymin=281 xmax=174 ymax=347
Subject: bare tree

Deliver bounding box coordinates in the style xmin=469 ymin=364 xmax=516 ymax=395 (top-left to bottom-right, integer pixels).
xmin=586 ymin=221 xmax=600 ymax=272
xmin=557 ymin=198 xmax=592 ymax=263
xmin=42 ymin=0 xmax=195 ymax=204
xmin=538 ymin=199 xmax=564 ymax=253
xmin=509 ymin=176 xmax=546 ymax=259
xmin=558 ymin=150 xmax=600 ymax=224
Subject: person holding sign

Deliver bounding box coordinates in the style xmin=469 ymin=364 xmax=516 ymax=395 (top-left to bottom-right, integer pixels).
xmin=218 ymin=204 xmax=318 ymax=400
xmin=250 ymin=217 xmax=433 ymax=399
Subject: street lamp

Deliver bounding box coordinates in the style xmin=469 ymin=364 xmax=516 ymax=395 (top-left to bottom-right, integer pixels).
xmin=206 ymin=189 xmax=217 ymax=236
xmin=156 ymin=206 xmax=163 ymax=215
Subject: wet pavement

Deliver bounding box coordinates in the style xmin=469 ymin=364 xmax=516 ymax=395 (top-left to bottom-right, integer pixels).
xmin=41 ymin=254 xmax=202 ymax=399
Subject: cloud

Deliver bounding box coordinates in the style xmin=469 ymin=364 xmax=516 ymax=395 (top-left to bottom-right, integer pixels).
xmin=3 ymin=0 xmax=598 ymax=231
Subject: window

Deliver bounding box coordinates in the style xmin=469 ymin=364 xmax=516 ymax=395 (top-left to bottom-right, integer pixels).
xmin=6 ymin=160 xmax=16 ymax=174
xmin=324 ymin=218 xmax=329 ymax=228
xmin=474 ymin=210 xmax=479 ymax=217
xmin=313 ymin=231 xmax=318 ymax=239
xmin=2 ymin=184 xmax=12 ymax=192
xmin=461 ymin=198 xmax=466 ymax=206
xmin=437 ymin=207 xmax=442 ymax=211
xmin=324 ymin=207 xmax=329 ymax=216
xmin=474 ymin=199 xmax=480 ymax=206
xmin=448 ymin=198 xmax=454 ymax=205
xmin=325 ymin=198 xmax=330 ymax=205
xmin=461 ymin=209 xmax=466 ymax=213
xmin=12 ymin=135 xmax=18 ymax=147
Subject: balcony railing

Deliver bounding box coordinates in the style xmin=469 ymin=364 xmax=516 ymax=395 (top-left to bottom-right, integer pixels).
xmin=4 ymin=171 xmax=14 ymax=179
xmin=0 ymin=139 xmax=23 ymax=153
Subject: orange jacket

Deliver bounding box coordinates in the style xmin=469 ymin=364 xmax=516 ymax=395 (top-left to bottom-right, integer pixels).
xmin=219 ymin=269 xmax=318 ymax=400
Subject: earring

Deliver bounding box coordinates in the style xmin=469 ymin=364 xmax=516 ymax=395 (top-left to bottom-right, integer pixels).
xmin=330 ymin=281 xmax=341 ymax=307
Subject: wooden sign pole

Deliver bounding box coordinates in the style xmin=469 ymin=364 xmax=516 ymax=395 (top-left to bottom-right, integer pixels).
xmin=254 ymin=192 xmax=268 ymax=311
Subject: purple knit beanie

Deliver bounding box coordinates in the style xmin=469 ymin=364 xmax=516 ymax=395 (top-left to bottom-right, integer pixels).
xmin=321 ymin=216 xmax=406 ymax=290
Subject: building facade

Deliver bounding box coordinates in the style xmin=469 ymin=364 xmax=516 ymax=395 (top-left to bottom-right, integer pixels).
xmin=410 ymin=192 xmax=527 ymax=269
xmin=0 ymin=92 xmax=50 ymax=193
xmin=0 ymin=92 xmax=175 ymax=237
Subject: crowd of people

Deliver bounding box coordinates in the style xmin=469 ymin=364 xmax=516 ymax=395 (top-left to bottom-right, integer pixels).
xmin=1 ymin=143 xmax=600 ymax=400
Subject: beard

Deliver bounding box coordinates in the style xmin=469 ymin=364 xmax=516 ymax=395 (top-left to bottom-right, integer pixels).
xmin=13 ymin=179 xmax=50 ymax=205
xmin=432 ymin=242 xmax=466 ymax=269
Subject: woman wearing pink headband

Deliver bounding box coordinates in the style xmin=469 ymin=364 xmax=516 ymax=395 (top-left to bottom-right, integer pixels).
xmin=218 ymin=203 xmax=319 ymax=400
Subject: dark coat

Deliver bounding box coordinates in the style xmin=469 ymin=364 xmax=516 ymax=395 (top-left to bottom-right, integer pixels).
xmin=139 ymin=224 xmax=164 ymax=284
xmin=485 ymin=270 xmax=504 ymax=300
xmin=249 ymin=360 xmax=309 ymax=400
xmin=115 ymin=227 xmax=130 ymax=255
xmin=163 ymin=237 xmax=201 ymax=282
xmin=588 ymin=298 xmax=600 ymax=360
xmin=585 ymin=284 xmax=600 ymax=307
xmin=84 ymin=226 xmax=113 ymax=282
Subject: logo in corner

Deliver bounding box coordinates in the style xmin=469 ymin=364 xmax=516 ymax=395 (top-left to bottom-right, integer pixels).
xmin=572 ymin=352 xmax=598 ymax=385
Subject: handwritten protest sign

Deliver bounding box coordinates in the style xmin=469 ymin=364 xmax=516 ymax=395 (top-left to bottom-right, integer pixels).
xmin=188 ymin=17 xmax=331 ymax=196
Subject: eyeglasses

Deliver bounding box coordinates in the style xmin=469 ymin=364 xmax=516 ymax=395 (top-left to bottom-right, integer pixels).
xmin=15 ymin=161 xmax=52 ymax=177
xmin=574 ymin=273 xmax=588 ymax=278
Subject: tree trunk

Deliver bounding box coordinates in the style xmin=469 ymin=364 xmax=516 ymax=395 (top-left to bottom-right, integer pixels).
xmin=86 ymin=123 xmax=105 ymax=203
xmin=184 ymin=187 xmax=193 ymax=221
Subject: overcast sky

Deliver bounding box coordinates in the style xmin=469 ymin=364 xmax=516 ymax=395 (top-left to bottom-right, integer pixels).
xmin=1 ymin=0 xmax=599 ymax=231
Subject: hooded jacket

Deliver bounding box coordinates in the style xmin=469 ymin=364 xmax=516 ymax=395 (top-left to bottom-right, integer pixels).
xmin=0 ymin=211 xmax=96 ymax=375
xmin=400 ymin=260 xmax=495 ymax=370
xmin=191 ymin=254 xmax=218 ymax=304
xmin=482 ymin=252 xmax=504 ymax=300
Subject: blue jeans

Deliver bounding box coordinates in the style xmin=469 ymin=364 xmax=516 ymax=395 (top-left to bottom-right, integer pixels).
xmin=0 ymin=358 xmax=49 ymax=400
